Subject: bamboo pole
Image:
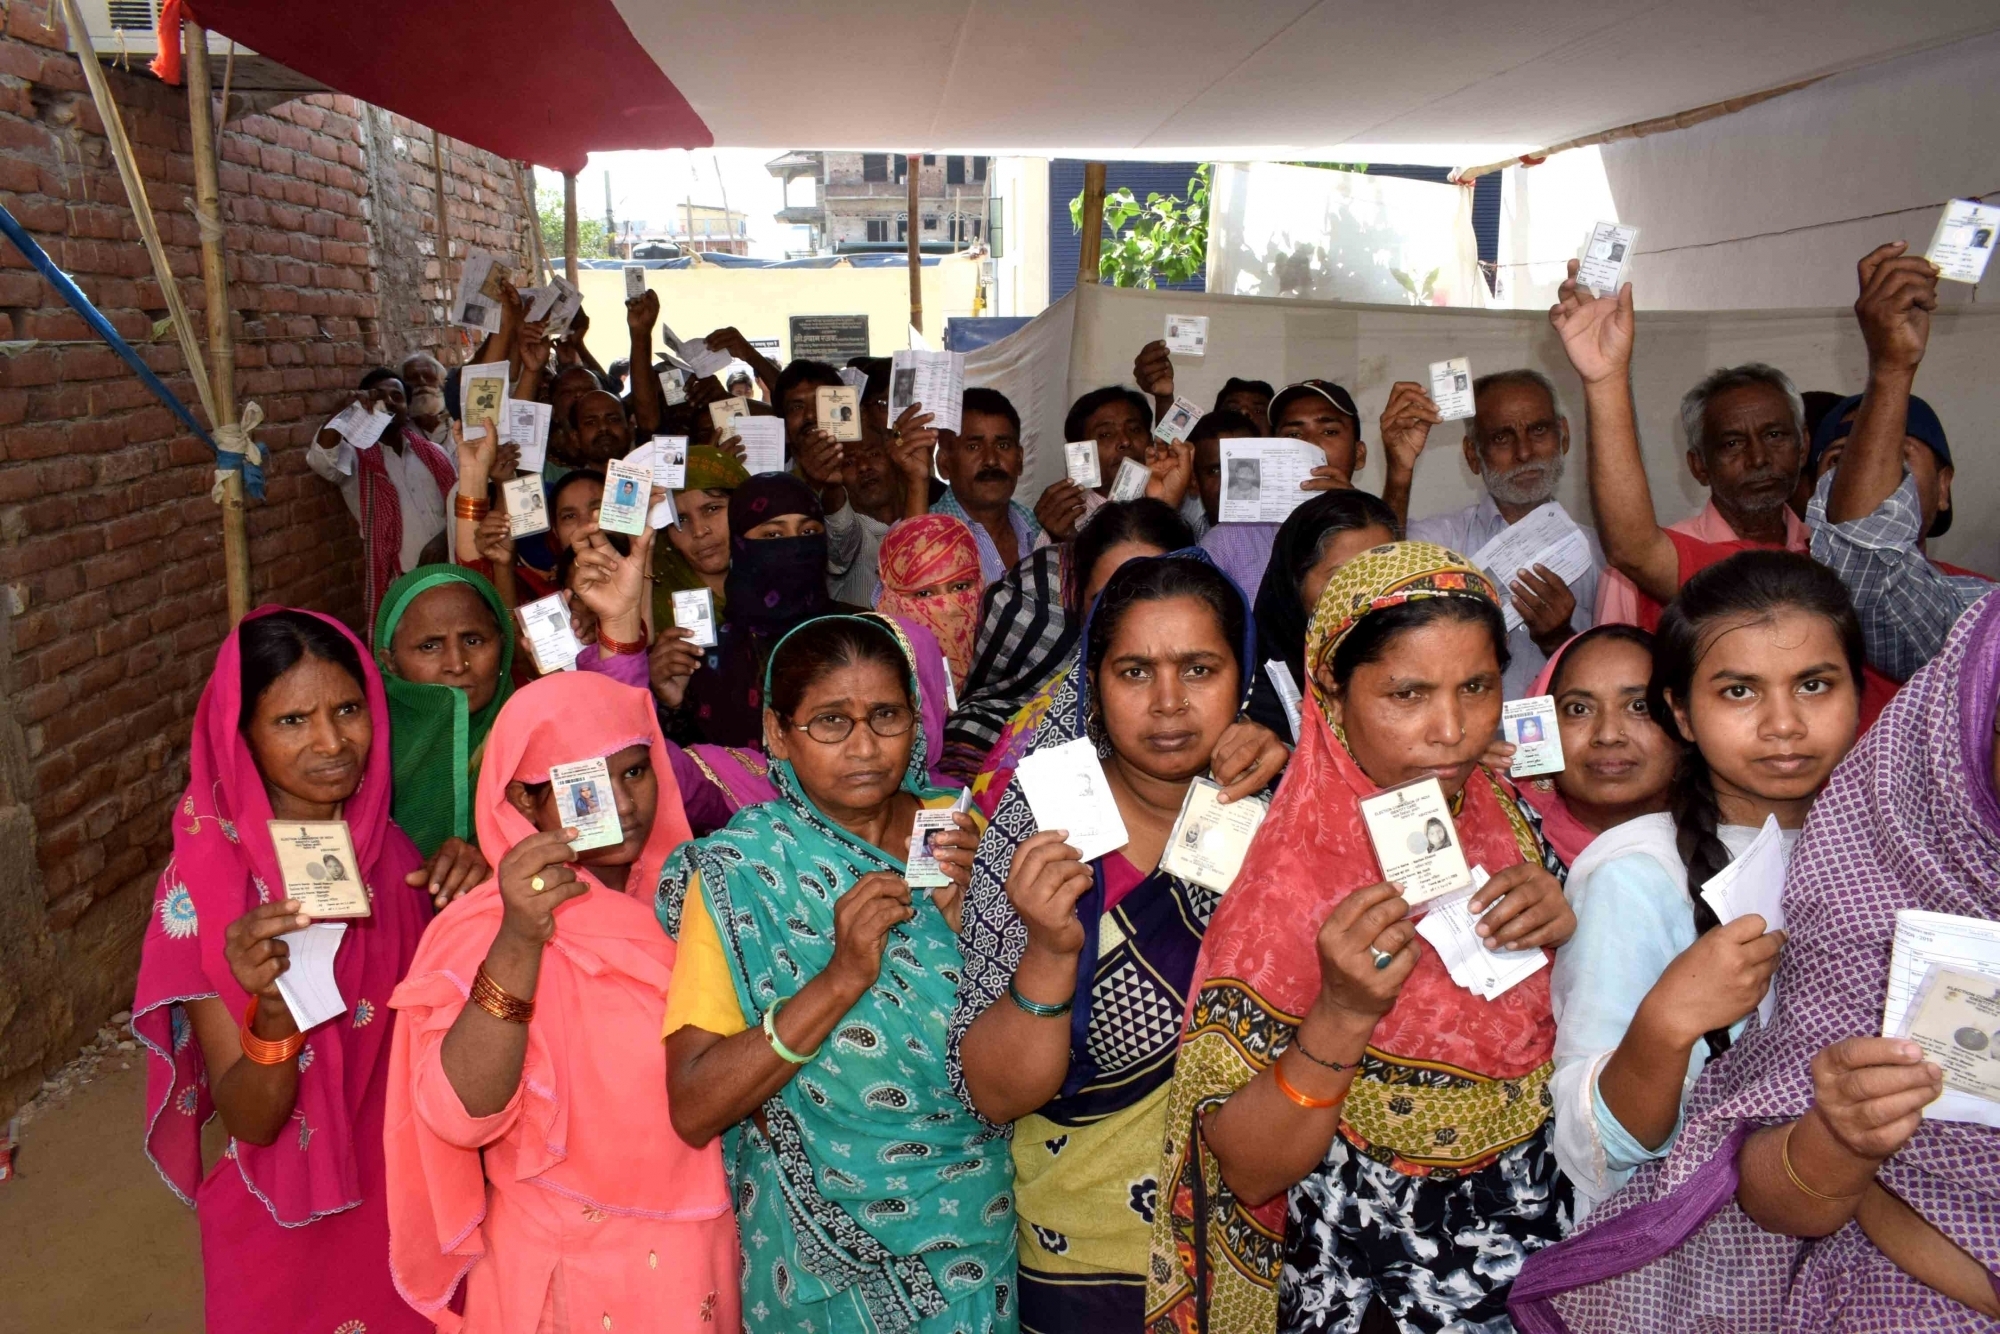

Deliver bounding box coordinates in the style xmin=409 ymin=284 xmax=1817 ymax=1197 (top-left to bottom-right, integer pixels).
xmin=563 ymin=171 xmax=578 ymax=284
xmin=432 ymin=128 xmax=451 ymax=289
xmin=1077 ymin=162 xmax=1107 ymax=285
xmin=906 ymin=154 xmax=922 ymax=335
xmin=184 ymin=24 xmax=249 ymax=624
xmin=512 ymin=160 xmax=549 ymax=284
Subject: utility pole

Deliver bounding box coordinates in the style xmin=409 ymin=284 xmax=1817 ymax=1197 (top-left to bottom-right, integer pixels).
xmin=603 ymin=171 xmax=615 ymax=241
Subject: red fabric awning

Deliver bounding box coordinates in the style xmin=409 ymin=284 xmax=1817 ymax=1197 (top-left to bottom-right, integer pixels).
xmin=177 ymin=0 xmax=708 ymax=173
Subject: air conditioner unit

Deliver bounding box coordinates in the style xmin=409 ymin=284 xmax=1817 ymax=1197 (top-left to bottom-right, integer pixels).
xmin=66 ymin=0 xmax=327 ymax=96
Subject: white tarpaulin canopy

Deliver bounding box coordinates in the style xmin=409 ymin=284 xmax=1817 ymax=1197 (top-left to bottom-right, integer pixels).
xmin=612 ymin=1 xmax=2000 ymax=154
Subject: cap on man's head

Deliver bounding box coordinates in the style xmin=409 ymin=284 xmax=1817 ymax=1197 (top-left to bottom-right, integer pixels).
xmin=1269 ymin=379 xmax=1359 ymax=426
xmin=1810 ymin=392 xmax=1952 ymax=535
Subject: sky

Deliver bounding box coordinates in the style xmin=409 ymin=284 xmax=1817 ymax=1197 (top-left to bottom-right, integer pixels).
xmin=534 ymin=150 xmax=802 ymax=256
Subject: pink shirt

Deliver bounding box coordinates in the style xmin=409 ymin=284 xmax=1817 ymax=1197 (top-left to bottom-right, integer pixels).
xmin=1593 ymin=500 xmax=1808 ymax=627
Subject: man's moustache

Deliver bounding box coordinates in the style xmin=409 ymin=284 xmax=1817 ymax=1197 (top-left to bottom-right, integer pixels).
xmin=974 ymin=468 xmax=1011 ymax=482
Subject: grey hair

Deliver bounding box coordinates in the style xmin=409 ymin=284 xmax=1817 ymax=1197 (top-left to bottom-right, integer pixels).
xmin=1469 ymin=368 xmax=1566 ymax=429
xmin=1677 ymin=363 xmax=1804 ymax=454
xmin=399 ymin=350 xmax=446 ymax=377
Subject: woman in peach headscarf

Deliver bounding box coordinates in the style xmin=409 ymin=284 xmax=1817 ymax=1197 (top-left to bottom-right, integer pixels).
xmin=384 ymin=670 xmax=739 ymax=1333
xmin=874 ymin=514 xmax=983 ymax=696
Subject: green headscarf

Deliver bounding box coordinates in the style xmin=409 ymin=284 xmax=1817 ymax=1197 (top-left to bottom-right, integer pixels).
xmin=652 ymin=444 xmax=749 ymax=623
xmin=372 ymin=565 xmax=515 ymax=858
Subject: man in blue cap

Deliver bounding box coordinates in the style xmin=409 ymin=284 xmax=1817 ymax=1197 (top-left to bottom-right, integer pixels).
xmin=1809 ymin=241 xmax=1992 ymax=681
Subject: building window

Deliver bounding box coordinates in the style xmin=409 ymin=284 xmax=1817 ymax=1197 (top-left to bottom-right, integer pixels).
xmin=946 ymin=156 xmax=965 ymax=185
xmin=973 ymin=157 xmax=987 ymax=183
xmin=923 ymin=215 xmax=938 ymax=232
xmin=862 ymin=154 xmax=888 ymax=182
xmin=922 ymin=154 xmax=936 ymax=166
xmin=986 ymin=196 xmax=1005 ymax=258
xmin=897 ymin=217 xmax=908 ymax=242
xmin=893 ymin=156 xmax=907 ymax=182
xmin=971 ymin=217 xmax=982 ymax=238
xmin=866 ymin=219 xmax=889 ymax=243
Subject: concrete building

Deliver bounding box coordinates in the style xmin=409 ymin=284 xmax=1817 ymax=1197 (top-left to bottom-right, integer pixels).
xmin=768 ymin=152 xmax=994 ymax=256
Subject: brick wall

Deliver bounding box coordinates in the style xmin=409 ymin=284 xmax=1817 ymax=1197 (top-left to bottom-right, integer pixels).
xmin=0 ymin=0 xmax=533 ymax=1119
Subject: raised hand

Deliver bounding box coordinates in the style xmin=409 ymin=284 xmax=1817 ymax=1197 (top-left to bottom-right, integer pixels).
xmin=1004 ymin=829 xmax=1093 ymax=959
xmin=1209 ymin=720 xmax=1289 ymax=803
xmin=1644 ymin=914 xmax=1784 ymax=1044
xmin=452 ymin=418 xmax=500 ymax=485
xmin=647 ymin=625 xmax=702 ymax=709
xmin=1550 ymin=258 xmax=1635 ymax=386
xmin=472 ymin=509 xmax=516 ymax=567
xmin=1034 ymin=479 xmax=1090 ymax=540
xmin=1132 ymin=339 xmax=1175 ymax=403
xmin=1854 ymin=241 xmax=1938 ymax=377
xmin=1379 ymin=381 xmax=1440 ymax=475
xmin=891 ymin=403 xmax=939 ymax=481
xmin=569 ymin=524 xmax=656 ymax=638
xmin=1511 ymin=564 xmax=1577 ymax=654
xmin=494 ymin=828 xmax=586 ymax=947
xmin=826 ymin=871 xmax=915 ymax=996
xmin=1144 ymin=438 xmax=1194 ymax=508
xmin=406 ymin=836 xmax=492 ymax=910
xmin=796 ymin=426 xmax=845 ymax=491
xmin=626 ymin=288 xmax=660 ymax=337
xmin=1314 ymin=881 xmax=1418 ymax=1019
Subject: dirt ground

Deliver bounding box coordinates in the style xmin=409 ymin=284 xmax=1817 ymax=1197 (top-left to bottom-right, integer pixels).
xmin=0 ymin=1040 xmax=204 ymax=1332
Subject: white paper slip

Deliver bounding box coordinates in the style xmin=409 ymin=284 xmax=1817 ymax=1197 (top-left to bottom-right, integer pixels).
xmin=598 ymin=457 xmax=651 ymax=536
xmin=1064 ymin=441 xmax=1103 ymax=490
xmin=452 ymin=248 xmax=509 ymax=333
xmin=272 ymin=921 xmax=349 ymax=1032
xmin=905 ymin=791 xmax=972 ymax=890
xmin=1577 ymin=221 xmax=1639 ymax=298
xmin=623 ymin=264 xmax=647 ymax=301
xmin=326 ymin=400 xmax=391 ymax=449
xmin=1883 ymin=909 xmax=2000 ymax=1126
xmin=886 ymin=349 xmax=966 ymax=434
xmin=837 ymin=365 xmax=869 ymax=390
xmin=1108 ymin=457 xmax=1150 ymax=503
xmin=1924 ymin=199 xmax=2000 ymax=284
xmin=1217 ymin=438 xmax=1324 ymax=524
xmin=1699 ymin=814 xmax=1789 ymax=1026
xmin=459 ymin=362 xmax=509 ymax=441
xmin=1503 ymin=696 xmax=1564 ymax=778
xmin=1153 ymin=395 xmax=1204 ymax=445
xmin=1265 ymin=659 xmax=1303 ymax=744
xmin=1416 ymin=866 xmax=1548 ymax=1000
xmin=671 ymin=587 xmax=718 ymax=648
xmin=501 ymin=474 xmax=550 ymax=538
xmin=1901 ymin=966 xmax=2000 ymax=1105
xmin=658 ymin=368 xmax=687 ymax=406
xmin=1160 ymin=777 xmax=1267 ymax=894
xmin=649 ymin=486 xmax=678 ymax=529
xmin=503 ymin=399 xmax=552 ymax=473
xmin=1358 ymin=776 xmax=1472 ymax=908
xmin=1471 ymin=501 xmax=1596 ymax=634
xmin=550 ymin=756 xmax=624 ymax=852
xmin=680 ymin=337 xmax=736 ymax=379
xmin=734 ymin=417 xmax=786 ymax=475
xmin=1015 ymin=736 xmax=1129 ymax=863
xmin=709 ymin=396 xmax=751 ymax=432
xmin=521 ymin=283 xmax=561 ymax=324
xmin=1164 ymin=313 xmax=1208 ymax=357
xmin=268 ymin=821 xmax=371 ymax=918
xmin=817 ymin=385 xmax=862 ymax=442
xmin=517 ymin=593 xmax=583 ymax=673
xmin=1429 ymin=357 xmax=1475 ymax=422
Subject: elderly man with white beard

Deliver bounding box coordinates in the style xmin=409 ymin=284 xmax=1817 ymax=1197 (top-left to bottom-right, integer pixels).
xmin=1407 ymin=368 xmax=1603 ymax=698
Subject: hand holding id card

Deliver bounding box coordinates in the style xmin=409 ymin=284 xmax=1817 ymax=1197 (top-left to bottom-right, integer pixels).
xmin=1357 ymin=777 xmax=1472 ymax=908
xmin=269 ymin=821 xmax=370 ymax=918
xmin=1502 ymin=697 xmax=1564 ymax=778
xmin=905 ymin=789 xmax=973 ymax=890
xmin=550 ymin=757 xmax=624 ymax=852
xmin=1159 ymin=777 xmax=1267 ymax=893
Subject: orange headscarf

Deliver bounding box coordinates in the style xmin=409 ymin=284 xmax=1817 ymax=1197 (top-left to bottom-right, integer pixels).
xmin=875 ymin=514 xmax=982 ymax=692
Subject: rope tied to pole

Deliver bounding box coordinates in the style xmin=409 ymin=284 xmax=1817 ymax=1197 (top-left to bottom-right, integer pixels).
xmin=183 ymin=196 xmax=225 ymax=245
xmin=209 ymin=400 xmax=266 ymax=502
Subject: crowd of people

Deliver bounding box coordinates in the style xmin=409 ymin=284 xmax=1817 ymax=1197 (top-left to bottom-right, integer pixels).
xmin=132 ymin=239 xmax=1997 ymax=1334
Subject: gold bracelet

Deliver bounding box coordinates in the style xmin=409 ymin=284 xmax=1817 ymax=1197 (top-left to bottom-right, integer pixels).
xmin=1780 ymin=1121 xmax=1867 ymax=1203
xmin=469 ymin=963 xmax=535 ymax=1024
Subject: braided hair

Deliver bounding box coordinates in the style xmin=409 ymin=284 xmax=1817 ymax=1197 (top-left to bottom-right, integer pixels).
xmin=1646 ymin=550 xmax=1863 ymax=1054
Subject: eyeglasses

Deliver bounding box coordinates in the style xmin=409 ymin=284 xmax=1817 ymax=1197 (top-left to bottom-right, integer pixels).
xmin=789 ymin=704 xmax=915 ymax=744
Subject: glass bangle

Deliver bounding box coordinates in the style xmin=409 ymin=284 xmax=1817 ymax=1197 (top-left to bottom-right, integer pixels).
xmin=762 ymin=996 xmax=822 ymax=1064
xmin=1006 ymin=980 xmax=1072 ymax=1019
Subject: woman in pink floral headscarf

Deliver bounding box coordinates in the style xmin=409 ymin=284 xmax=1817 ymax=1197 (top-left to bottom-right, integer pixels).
xmin=874 ymin=513 xmax=983 ymax=695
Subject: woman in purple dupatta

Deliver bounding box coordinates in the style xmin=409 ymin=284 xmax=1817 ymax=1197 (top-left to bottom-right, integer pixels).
xmin=1513 ymin=590 xmax=2000 ymax=1333
xmin=133 ymin=608 xmax=432 ymax=1334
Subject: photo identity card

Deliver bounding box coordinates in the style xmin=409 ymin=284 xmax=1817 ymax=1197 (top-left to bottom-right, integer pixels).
xmin=904 ymin=796 xmax=970 ymax=890
xmin=268 ymin=821 xmax=371 ymax=918
xmin=1153 ymin=395 xmax=1204 ymax=445
xmin=1577 ymin=221 xmax=1640 ymax=298
xmin=1902 ymin=967 xmax=2000 ymax=1104
xmin=1925 ymin=199 xmax=2000 ymax=284
xmin=501 ymin=474 xmax=550 ymax=538
xmin=1503 ymin=696 xmax=1564 ymax=778
xmin=459 ymin=363 xmax=509 ymax=439
xmin=659 ymin=369 xmax=687 ymax=406
xmin=1064 ymin=441 xmax=1102 ymax=490
xmin=1358 ymin=776 xmax=1473 ymax=908
xmin=1015 ymin=736 xmax=1129 ymax=863
xmin=816 ymin=386 xmax=863 ymax=442
xmin=1159 ymin=777 xmax=1268 ymax=893
xmin=504 ymin=399 xmax=552 ymax=473
xmin=1429 ymin=357 xmax=1475 ymax=422
xmin=550 ymin=757 xmax=624 ymax=852
xmin=671 ymin=588 xmax=718 ymax=648
xmin=652 ymin=436 xmax=688 ymax=490
xmin=517 ymin=593 xmax=583 ymax=673
xmin=623 ymin=264 xmax=647 ymax=301
xmin=1164 ymin=313 xmax=1208 ymax=357
xmin=598 ymin=458 xmax=651 ymax=536
xmin=1107 ymin=457 xmax=1151 ymax=503
xmin=1883 ymin=910 xmax=2000 ymax=1125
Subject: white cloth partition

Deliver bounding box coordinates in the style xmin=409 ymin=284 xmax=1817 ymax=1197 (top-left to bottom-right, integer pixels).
xmin=966 ymin=282 xmax=1997 ymax=576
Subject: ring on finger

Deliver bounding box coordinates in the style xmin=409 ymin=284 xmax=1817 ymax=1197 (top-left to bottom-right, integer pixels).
xmin=1369 ymin=946 xmax=1395 ymax=970
xmin=530 ymin=875 xmax=547 ymax=893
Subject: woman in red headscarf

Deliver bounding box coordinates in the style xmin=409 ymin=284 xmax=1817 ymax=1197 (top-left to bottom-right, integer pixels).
xmin=874 ymin=513 xmax=983 ymax=697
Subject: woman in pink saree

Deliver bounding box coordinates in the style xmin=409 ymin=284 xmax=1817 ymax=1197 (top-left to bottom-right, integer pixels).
xmin=384 ymin=669 xmax=740 ymax=1332
xmin=133 ymin=607 xmax=437 ymax=1333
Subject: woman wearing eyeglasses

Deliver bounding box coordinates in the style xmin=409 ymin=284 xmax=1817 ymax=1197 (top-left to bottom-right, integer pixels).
xmin=658 ymin=614 xmax=1019 ymax=1334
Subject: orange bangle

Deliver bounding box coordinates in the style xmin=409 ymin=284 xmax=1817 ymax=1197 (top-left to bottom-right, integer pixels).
xmin=454 ymin=495 xmax=491 ymax=521
xmin=597 ymin=627 xmax=647 ymax=656
xmin=239 ymin=997 xmax=306 ymax=1066
xmin=1271 ymin=1053 xmax=1343 ymax=1110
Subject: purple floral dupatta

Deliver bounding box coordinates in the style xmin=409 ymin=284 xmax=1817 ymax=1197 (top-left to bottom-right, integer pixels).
xmin=133 ymin=607 xmax=428 ymax=1224
xmin=1512 ymin=590 xmax=2000 ymax=1334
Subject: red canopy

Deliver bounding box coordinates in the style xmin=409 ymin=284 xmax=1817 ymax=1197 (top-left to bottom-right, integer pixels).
xmin=176 ymin=0 xmax=708 ymax=173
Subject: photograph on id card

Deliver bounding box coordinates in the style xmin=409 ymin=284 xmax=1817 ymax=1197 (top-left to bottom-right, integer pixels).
xmin=501 ymin=474 xmax=549 ymax=538
xmin=1064 ymin=441 xmax=1102 ymax=490
xmin=1159 ymin=777 xmax=1267 ymax=894
xmin=671 ymin=588 xmax=718 ymax=647
xmin=268 ymin=821 xmax=371 ymax=918
xmin=1502 ymin=696 xmax=1565 ymax=778
xmin=550 ymin=757 xmax=624 ymax=852
xmin=1358 ymin=777 xmax=1472 ymax=907
xmin=598 ymin=458 xmax=650 ymax=535
xmin=1903 ymin=966 xmax=2000 ymax=1104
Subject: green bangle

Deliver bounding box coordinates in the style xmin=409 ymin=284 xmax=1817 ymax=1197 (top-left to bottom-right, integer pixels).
xmin=761 ymin=996 xmax=822 ymax=1065
xmin=1007 ymin=980 xmax=1072 ymax=1019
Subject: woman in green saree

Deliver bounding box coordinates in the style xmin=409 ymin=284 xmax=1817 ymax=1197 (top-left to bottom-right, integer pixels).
xmin=660 ymin=613 xmax=1016 ymax=1334
xmin=372 ymin=564 xmax=510 ymax=906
